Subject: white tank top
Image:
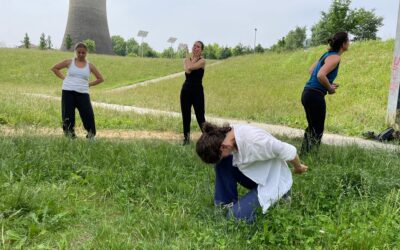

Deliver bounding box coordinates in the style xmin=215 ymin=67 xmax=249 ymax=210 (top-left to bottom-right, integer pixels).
xmin=62 ymin=58 xmax=90 ymax=94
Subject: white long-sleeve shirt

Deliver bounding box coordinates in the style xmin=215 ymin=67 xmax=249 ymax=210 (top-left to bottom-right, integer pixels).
xmin=231 ymin=124 xmax=297 ymax=213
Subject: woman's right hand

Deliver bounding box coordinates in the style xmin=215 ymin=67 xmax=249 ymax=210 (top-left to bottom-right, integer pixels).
xmin=294 ymin=164 xmax=308 ymax=174
xmin=328 ymin=85 xmax=337 ymax=95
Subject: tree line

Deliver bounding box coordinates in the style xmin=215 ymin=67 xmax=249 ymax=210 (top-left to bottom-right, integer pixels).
xmin=21 ymin=0 xmax=383 ymax=59
xmin=270 ymin=0 xmax=383 ymax=52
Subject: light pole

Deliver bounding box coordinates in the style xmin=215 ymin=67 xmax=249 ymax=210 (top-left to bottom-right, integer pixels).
xmin=254 ymin=28 xmax=258 ymax=53
xmin=386 ymin=1 xmax=400 ymax=128
xmin=167 ymin=37 xmax=177 ymax=59
xmin=178 ymin=43 xmax=188 ymax=58
xmin=137 ymin=30 xmax=148 ymax=58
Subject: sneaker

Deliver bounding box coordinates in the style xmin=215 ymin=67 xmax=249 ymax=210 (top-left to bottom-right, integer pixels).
xmin=64 ymin=131 xmax=77 ymax=139
xmin=86 ymin=131 xmax=95 ymax=140
xmin=182 ymin=135 xmax=190 ymax=146
xmin=282 ymin=191 xmax=292 ymax=204
xmin=215 ymin=202 xmax=234 ymax=209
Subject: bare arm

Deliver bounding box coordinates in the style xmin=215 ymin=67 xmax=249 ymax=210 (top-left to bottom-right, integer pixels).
xmin=184 ymin=58 xmax=206 ymax=74
xmin=317 ymin=55 xmax=341 ymax=94
xmin=51 ymin=59 xmax=71 ymax=80
xmin=89 ymin=63 xmax=104 ymax=87
xmin=288 ymin=155 xmax=308 ymax=174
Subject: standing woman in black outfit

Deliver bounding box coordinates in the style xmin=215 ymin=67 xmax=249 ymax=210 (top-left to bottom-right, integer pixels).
xmin=301 ymin=32 xmax=350 ymax=154
xmin=180 ymin=41 xmax=206 ymax=145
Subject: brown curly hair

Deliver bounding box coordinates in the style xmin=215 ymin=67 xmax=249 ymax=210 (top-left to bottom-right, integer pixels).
xmin=196 ymin=122 xmax=231 ymax=164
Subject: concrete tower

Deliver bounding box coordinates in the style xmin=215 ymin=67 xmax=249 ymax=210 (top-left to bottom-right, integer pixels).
xmin=61 ymin=0 xmax=113 ymax=54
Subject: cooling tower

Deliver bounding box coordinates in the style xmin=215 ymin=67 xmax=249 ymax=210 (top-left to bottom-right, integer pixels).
xmin=61 ymin=0 xmax=113 ymax=54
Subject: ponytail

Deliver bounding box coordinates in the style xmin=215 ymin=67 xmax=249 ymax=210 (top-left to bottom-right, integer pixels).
xmin=328 ymin=32 xmax=349 ymax=52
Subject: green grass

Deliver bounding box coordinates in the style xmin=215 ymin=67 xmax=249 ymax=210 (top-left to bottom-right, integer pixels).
xmin=97 ymin=40 xmax=394 ymax=136
xmin=0 ymin=48 xmax=182 ymax=93
xmin=0 ymin=42 xmax=399 ymax=249
xmin=0 ymin=135 xmax=399 ymax=249
xmin=0 ymin=48 xmax=192 ymax=133
xmin=1 ymin=41 xmax=394 ymax=136
xmin=0 ymin=85 xmax=189 ymax=133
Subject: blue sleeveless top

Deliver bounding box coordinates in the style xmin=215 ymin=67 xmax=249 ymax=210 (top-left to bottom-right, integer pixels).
xmin=305 ymin=51 xmax=340 ymax=94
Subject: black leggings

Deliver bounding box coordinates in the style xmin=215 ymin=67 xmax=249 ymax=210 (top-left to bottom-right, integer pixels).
xmin=301 ymin=88 xmax=326 ymax=154
xmin=61 ymin=90 xmax=96 ymax=137
xmin=180 ymin=85 xmax=205 ymax=138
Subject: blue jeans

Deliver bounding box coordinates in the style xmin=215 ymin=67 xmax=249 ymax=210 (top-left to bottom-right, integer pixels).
xmin=214 ymin=155 xmax=260 ymax=223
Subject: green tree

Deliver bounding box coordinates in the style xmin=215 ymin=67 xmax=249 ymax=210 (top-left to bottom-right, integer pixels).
xmin=83 ymin=39 xmax=96 ymax=53
xmin=311 ymin=0 xmax=383 ymax=45
xmin=243 ymin=45 xmax=253 ymax=55
xmin=232 ymin=43 xmax=245 ymax=56
xmin=161 ymin=47 xmax=175 ymax=58
xmin=39 ymin=33 xmax=46 ymax=50
xmin=285 ymin=26 xmax=307 ymax=50
xmin=219 ymin=46 xmax=232 ymax=59
xmin=203 ymin=43 xmax=221 ymax=59
xmin=65 ymin=34 xmax=73 ymax=50
xmin=349 ymin=8 xmax=383 ymax=41
xmin=140 ymin=42 xmax=158 ymax=58
xmin=311 ymin=0 xmax=352 ymax=45
xmin=22 ymin=33 xmax=30 ymax=49
xmin=177 ymin=45 xmax=188 ymax=58
xmin=126 ymin=38 xmax=139 ymax=56
xmin=270 ymin=37 xmax=286 ymax=52
xmin=254 ymin=44 xmax=265 ymax=53
xmin=46 ymin=35 xmax=53 ymax=49
xmin=111 ymin=35 xmax=127 ymax=56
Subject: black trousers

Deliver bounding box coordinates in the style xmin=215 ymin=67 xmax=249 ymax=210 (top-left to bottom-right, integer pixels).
xmin=301 ymin=88 xmax=326 ymax=154
xmin=180 ymin=85 xmax=205 ymax=138
xmin=61 ymin=90 xmax=96 ymax=137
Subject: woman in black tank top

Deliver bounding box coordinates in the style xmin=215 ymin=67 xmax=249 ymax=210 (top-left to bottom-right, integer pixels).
xmin=180 ymin=41 xmax=206 ymax=145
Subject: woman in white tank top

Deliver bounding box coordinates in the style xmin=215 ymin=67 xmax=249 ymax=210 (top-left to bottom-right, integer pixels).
xmin=51 ymin=42 xmax=104 ymax=139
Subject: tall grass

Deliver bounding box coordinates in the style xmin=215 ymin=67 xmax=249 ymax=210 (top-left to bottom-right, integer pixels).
xmin=0 ymin=135 xmax=399 ymax=248
xmin=98 ymin=40 xmax=394 ymax=136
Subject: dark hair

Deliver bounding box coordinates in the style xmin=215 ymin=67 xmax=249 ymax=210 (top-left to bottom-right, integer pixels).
xmin=328 ymin=32 xmax=349 ymax=52
xmin=195 ymin=41 xmax=205 ymax=50
xmin=196 ymin=122 xmax=231 ymax=164
xmin=74 ymin=42 xmax=88 ymax=51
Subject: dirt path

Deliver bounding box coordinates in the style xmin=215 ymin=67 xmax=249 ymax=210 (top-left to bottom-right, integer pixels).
xmin=108 ymin=61 xmax=223 ymax=93
xmin=24 ymin=93 xmax=400 ymax=152
xmin=0 ymin=125 xmax=202 ymax=142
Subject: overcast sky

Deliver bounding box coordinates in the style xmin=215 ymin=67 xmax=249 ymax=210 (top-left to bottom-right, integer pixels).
xmin=0 ymin=0 xmax=398 ymax=51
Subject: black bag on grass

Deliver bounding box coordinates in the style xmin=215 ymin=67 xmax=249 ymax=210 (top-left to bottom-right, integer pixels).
xmin=376 ymin=127 xmax=395 ymax=141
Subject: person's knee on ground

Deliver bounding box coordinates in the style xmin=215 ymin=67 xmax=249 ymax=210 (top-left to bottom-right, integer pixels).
xmin=226 ymin=189 xmax=259 ymax=224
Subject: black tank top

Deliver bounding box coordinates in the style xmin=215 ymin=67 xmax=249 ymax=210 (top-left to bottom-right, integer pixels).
xmin=184 ymin=59 xmax=204 ymax=86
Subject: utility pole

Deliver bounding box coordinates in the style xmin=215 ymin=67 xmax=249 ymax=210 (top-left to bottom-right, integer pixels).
xmin=386 ymin=1 xmax=400 ymax=128
xmin=254 ymin=28 xmax=257 ymax=53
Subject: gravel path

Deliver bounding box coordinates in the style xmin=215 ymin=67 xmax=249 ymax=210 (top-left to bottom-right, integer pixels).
xmin=25 ymin=93 xmax=400 ymax=152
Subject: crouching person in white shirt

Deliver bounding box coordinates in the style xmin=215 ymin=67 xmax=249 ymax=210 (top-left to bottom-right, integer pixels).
xmin=196 ymin=122 xmax=308 ymax=223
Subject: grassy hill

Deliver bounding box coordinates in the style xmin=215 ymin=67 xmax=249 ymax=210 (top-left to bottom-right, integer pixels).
xmin=0 ymin=43 xmax=399 ymax=249
xmin=0 ymin=48 xmax=182 ymax=92
xmin=0 ymin=41 xmax=395 ymax=135
xmin=97 ymin=40 xmax=394 ymax=136
xmin=0 ymin=48 xmax=184 ymax=130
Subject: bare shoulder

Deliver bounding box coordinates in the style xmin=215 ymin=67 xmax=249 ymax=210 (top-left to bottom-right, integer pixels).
xmin=89 ymin=62 xmax=97 ymax=70
xmin=325 ymin=54 xmax=341 ymax=65
xmin=326 ymin=54 xmax=341 ymax=61
xmin=54 ymin=59 xmax=72 ymax=69
xmin=62 ymin=59 xmax=73 ymax=66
